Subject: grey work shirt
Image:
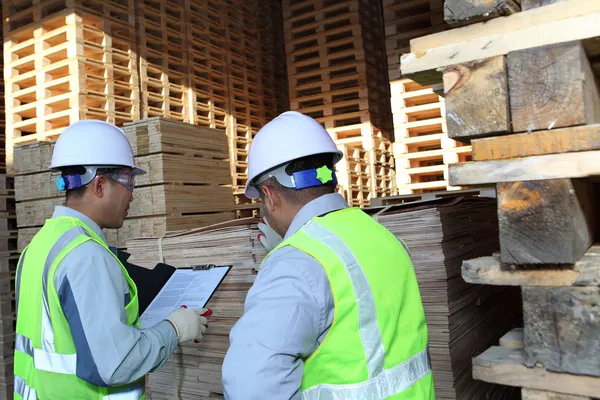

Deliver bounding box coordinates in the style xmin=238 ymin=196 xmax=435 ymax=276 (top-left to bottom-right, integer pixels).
xmin=222 ymin=193 xmax=348 ymax=399
xmin=51 ymin=206 xmax=178 ymax=387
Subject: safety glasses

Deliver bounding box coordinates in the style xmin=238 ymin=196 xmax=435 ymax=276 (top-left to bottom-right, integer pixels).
xmin=105 ymin=171 xmax=136 ymax=192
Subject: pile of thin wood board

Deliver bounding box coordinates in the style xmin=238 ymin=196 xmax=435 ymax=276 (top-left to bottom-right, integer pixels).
xmin=401 ymin=0 xmax=600 ymax=398
xmin=125 ymin=218 xmax=265 ymax=400
xmin=283 ymin=0 xmax=396 ymax=206
xmin=2 ymin=0 xmax=140 ymax=172
xmin=390 ymin=79 xmax=471 ymax=194
xmin=373 ymin=196 xmax=522 ymax=399
xmin=0 ymin=16 xmax=17 ymax=397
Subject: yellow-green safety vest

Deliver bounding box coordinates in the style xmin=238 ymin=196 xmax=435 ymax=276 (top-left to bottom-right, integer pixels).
xmin=266 ymin=207 xmax=435 ymax=399
xmin=13 ymin=215 xmax=145 ymax=399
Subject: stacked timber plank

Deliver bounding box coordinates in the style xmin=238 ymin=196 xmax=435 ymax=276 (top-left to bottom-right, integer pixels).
xmin=283 ymin=0 xmax=396 ymax=206
xmin=108 ymin=117 xmax=235 ymax=248
xmin=391 ymin=79 xmax=471 ymax=194
xmin=2 ymin=0 xmax=141 ymax=172
xmin=401 ymin=0 xmax=600 ymax=398
xmin=0 ymin=16 xmax=18 ymax=397
xmin=125 ymin=218 xmax=266 ymax=400
xmin=373 ymin=196 xmax=522 ymax=399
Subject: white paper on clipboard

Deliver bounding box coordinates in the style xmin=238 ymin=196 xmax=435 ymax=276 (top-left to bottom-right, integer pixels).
xmin=139 ymin=265 xmax=230 ymax=329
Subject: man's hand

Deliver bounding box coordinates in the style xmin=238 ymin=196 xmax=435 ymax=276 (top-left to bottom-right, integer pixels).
xmin=257 ymin=218 xmax=283 ymax=252
xmin=166 ymin=307 xmax=210 ymax=344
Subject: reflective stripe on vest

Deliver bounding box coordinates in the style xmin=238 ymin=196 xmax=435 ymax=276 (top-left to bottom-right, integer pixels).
xmin=15 ymin=375 xmax=38 ymax=400
xmin=294 ymin=221 xmax=432 ymax=399
xmin=15 ymin=226 xmax=90 ymax=374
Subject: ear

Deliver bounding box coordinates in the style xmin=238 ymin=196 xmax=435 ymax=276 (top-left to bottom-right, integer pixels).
xmin=90 ymin=176 xmax=105 ymax=198
xmin=260 ymin=183 xmax=280 ymax=211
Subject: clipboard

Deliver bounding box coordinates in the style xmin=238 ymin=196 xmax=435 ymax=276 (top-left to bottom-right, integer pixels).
xmin=137 ymin=263 xmax=232 ymax=329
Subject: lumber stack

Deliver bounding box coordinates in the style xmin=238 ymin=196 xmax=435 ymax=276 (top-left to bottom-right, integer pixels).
xmin=125 ymin=218 xmax=266 ymax=400
xmin=2 ymin=0 xmax=141 ymax=172
xmin=283 ymin=0 xmax=396 ymax=206
xmin=373 ymin=196 xmax=522 ymax=399
xmin=0 ymin=16 xmax=18 ymax=397
xmin=391 ymin=79 xmax=471 ymax=194
xmin=401 ymin=0 xmax=600 ymax=398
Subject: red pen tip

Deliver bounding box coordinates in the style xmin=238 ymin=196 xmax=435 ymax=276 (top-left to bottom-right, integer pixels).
xmin=202 ymin=308 xmax=213 ymax=317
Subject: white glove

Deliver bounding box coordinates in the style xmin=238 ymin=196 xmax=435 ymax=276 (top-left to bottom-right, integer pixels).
xmin=165 ymin=307 xmax=209 ymax=344
xmin=257 ymin=218 xmax=283 ymax=252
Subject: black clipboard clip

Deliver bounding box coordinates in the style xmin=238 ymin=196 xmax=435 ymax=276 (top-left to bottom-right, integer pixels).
xmin=186 ymin=263 xmax=233 ymax=270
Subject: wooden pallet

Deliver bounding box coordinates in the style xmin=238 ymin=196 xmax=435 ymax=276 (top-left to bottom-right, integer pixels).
xmin=384 ymin=0 xmax=447 ymax=81
xmin=284 ymin=0 xmax=393 ymax=142
xmin=136 ymin=0 xmax=191 ymax=122
xmin=4 ymin=8 xmax=140 ymax=171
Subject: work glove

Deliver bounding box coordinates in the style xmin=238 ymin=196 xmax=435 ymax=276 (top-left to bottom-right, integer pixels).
xmin=166 ymin=307 xmax=210 ymax=344
xmin=257 ymin=218 xmax=283 ymax=252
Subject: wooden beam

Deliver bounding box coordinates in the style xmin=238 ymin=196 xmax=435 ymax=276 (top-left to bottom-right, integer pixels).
xmin=522 ymin=0 xmax=567 ymax=11
xmin=522 ymin=388 xmax=592 ymax=400
xmin=462 ymin=244 xmax=600 ymax=286
xmin=507 ymin=41 xmax=600 ymax=133
xmin=448 ymin=150 xmax=600 ymax=186
xmin=523 ymin=286 xmax=600 ymax=377
xmin=444 ymin=0 xmax=521 ymax=25
xmin=471 ymin=124 xmax=600 ymax=161
xmin=497 ymin=180 xmax=597 ymax=265
xmin=472 ymin=346 xmax=600 ymax=397
xmin=499 ymin=327 xmax=524 ymax=349
xmin=443 ymin=55 xmax=511 ymax=141
xmin=400 ymin=0 xmax=600 ymax=82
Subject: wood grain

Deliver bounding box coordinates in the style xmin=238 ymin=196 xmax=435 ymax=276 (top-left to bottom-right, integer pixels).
xmin=443 ymin=55 xmax=510 ymax=141
xmin=521 ymin=388 xmax=591 ymax=400
xmin=507 ymin=40 xmax=600 ymax=133
xmin=462 ymin=244 xmax=600 ymax=286
xmin=448 ymin=150 xmax=600 ymax=186
xmin=497 ymin=179 xmax=597 ymax=265
xmin=523 ymin=286 xmax=600 ymax=377
xmin=444 ymin=0 xmax=521 ymax=25
xmin=473 ymin=345 xmax=600 ymax=397
xmin=471 ymin=124 xmax=600 ymax=161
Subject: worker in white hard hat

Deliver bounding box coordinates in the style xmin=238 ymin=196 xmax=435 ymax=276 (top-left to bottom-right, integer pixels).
xmin=222 ymin=111 xmax=434 ymax=399
xmin=13 ymin=120 xmax=210 ymax=399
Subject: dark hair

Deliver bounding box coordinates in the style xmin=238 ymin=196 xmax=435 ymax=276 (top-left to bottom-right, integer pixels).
xmin=61 ymin=166 xmax=124 ymax=201
xmin=257 ymin=153 xmax=336 ymax=205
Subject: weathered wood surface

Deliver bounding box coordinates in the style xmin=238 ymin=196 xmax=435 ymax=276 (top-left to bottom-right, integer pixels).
xmin=497 ymin=179 xmax=597 ymax=265
xmin=462 ymin=244 xmax=600 ymax=286
xmin=471 ymin=124 xmax=600 ymax=161
xmin=401 ymin=0 xmax=600 ymax=84
xmin=448 ymin=150 xmax=600 ymax=186
xmin=522 ymin=0 xmax=566 ymax=10
xmin=499 ymin=327 xmax=524 ymax=349
xmin=521 ymin=388 xmax=592 ymax=400
xmin=444 ymin=0 xmax=521 ymax=25
xmin=443 ymin=55 xmax=510 ymax=141
xmin=507 ymin=40 xmax=600 ymax=133
xmin=523 ymin=286 xmax=600 ymax=377
xmin=473 ymin=343 xmax=600 ymax=397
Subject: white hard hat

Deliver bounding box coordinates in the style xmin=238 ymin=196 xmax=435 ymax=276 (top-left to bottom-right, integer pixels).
xmin=49 ymin=119 xmax=145 ymax=175
xmin=244 ymin=111 xmax=343 ymax=199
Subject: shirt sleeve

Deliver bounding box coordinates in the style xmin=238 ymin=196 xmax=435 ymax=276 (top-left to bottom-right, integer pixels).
xmin=54 ymin=241 xmax=178 ymax=387
xmin=222 ymin=249 xmax=330 ymax=400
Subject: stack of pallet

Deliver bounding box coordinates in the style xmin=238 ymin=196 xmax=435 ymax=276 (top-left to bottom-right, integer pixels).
xmin=283 ymin=0 xmax=396 ymax=206
xmin=135 ymin=0 xmax=190 ymax=123
xmin=391 ymin=79 xmax=471 ymax=194
xmin=125 ymin=218 xmax=266 ymax=400
xmin=2 ymin=0 xmax=141 ymax=172
xmin=402 ymin=0 xmax=600 ymax=398
xmin=0 ymin=13 xmax=18 ymax=397
xmin=373 ymin=196 xmax=522 ymax=399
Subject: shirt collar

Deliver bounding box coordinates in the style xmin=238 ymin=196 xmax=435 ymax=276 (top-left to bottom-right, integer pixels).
xmin=284 ymin=193 xmax=349 ymax=239
xmin=52 ymin=206 xmax=108 ymax=244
